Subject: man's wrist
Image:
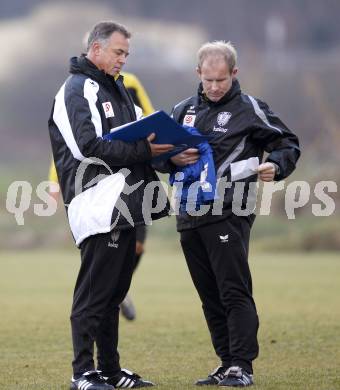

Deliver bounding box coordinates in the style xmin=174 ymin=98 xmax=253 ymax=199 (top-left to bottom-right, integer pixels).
xmin=271 ymin=162 xmax=280 ymax=176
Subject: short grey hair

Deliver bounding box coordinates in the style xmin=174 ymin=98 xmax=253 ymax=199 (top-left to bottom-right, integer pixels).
xmin=197 ymin=40 xmax=237 ymax=72
xmin=87 ymin=21 xmax=131 ymax=51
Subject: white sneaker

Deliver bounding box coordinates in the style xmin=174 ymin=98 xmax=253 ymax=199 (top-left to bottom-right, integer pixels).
xmin=119 ymin=294 xmax=136 ymax=320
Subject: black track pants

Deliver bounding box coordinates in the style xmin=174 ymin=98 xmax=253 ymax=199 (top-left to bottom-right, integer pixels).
xmin=70 ymin=229 xmax=136 ymax=378
xmin=180 ymin=216 xmax=259 ymax=374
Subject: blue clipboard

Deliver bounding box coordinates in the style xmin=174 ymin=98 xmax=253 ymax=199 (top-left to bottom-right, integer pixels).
xmin=103 ymin=110 xmax=207 ymax=161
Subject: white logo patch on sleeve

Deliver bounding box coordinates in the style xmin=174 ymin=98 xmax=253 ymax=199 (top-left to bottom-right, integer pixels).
xmin=102 ymin=102 xmax=115 ymax=118
xmin=183 ymin=114 xmax=196 ymax=127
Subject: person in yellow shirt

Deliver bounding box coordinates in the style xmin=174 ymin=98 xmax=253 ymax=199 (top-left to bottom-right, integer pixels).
xmin=121 ymin=72 xmax=154 ymax=116
xmin=48 ymin=71 xmax=155 ymax=321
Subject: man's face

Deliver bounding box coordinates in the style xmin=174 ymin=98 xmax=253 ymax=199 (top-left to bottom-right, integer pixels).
xmin=197 ymin=56 xmax=237 ymax=102
xmin=94 ymin=31 xmax=130 ymax=76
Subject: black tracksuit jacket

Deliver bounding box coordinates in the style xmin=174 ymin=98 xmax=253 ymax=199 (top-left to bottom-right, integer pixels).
xmin=163 ymin=79 xmax=300 ymax=231
xmin=48 ymin=56 xmax=169 ymax=245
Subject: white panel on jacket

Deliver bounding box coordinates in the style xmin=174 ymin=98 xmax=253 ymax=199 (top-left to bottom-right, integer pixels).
xmin=84 ymin=78 xmax=102 ymax=137
xmin=53 ymin=83 xmax=85 ymax=161
xmin=67 ymin=173 xmax=126 ymax=246
xmin=134 ymin=104 xmax=143 ymax=120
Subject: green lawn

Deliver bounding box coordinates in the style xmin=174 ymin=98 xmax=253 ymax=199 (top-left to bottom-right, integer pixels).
xmin=0 ymin=241 xmax=339 ymax=389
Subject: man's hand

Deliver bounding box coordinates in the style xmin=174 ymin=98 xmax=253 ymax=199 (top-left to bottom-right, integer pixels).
xmin=257 ymin=162 xmax=277 ymax=182
xmin=136 ymin=240 xmax=144 ymax=256
xmin=170 ymin=148 xmax=200 ymax=166
xmin=147 ymin=133 xmax=174 ymax=157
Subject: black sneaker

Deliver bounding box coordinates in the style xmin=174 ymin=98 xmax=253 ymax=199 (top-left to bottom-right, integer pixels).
xmin=218 ymin=367 xmax=253 ymax=387
xmin=70 ymin=371 xmax=114 ymax=390
xmin=105 ymin=368 xmax=154 ymax=388
xmin=195 ymin=366 xmax=228 ymax=386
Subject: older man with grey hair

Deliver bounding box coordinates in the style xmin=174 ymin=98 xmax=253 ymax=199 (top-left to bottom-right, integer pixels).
xmin=49 ymin=21 xmax=173 ymax=390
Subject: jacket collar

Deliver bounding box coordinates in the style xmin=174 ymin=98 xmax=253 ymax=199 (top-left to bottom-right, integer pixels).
xmin=69 ymin=55 xmax=124 ymax=89
xmin=198 ymin=78 xmax=241 ymax=106
xmin=69 ymin=55 xmax=136 ymax=121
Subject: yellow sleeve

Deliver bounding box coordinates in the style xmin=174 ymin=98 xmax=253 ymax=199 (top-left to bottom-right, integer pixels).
xmin=48 ymin=159 xmax=58 ymax=183
xmin=122 ymin=72 xmax=155 ymax=116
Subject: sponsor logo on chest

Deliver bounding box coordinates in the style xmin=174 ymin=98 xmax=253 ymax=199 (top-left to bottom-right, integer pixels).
xmin=102 ymin=102 xmax=115 ymax=118
xmin=183 ymin=114 xmax=196 ymax=127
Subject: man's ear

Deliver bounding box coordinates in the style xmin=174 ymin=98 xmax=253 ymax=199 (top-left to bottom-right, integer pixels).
xmin=232 ymin=67 xmax=238 ymax=78
xmin=92 ymin=42 xmax=101 ymax=56
xmin=196 ymin=66 xmax=201 ymax=79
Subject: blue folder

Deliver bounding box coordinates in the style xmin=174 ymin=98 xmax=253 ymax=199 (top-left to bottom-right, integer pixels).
xmin=103 ymin=110 xmax=207 ymax=161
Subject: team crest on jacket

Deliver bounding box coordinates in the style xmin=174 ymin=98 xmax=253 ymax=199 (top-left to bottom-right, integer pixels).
xmin=217 ymin=112 xmax=232 ymax=127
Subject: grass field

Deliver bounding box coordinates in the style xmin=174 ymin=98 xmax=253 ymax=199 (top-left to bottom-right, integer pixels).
xmin=0 ymin=240 xmax=340 ymax=390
